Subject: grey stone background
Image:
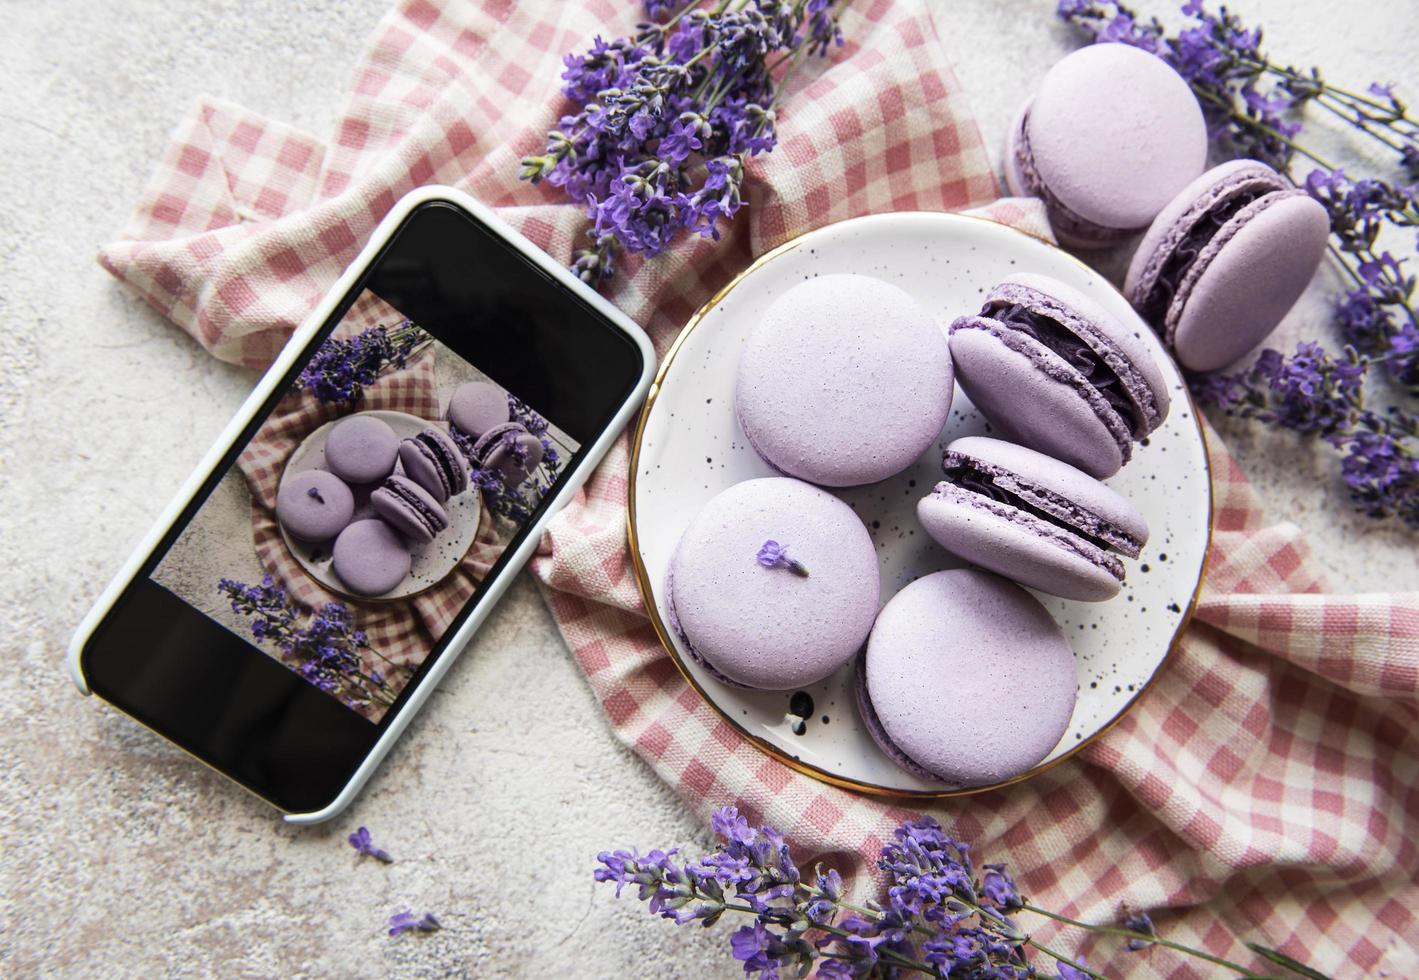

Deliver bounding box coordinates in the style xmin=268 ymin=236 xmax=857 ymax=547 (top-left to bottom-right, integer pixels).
xmin=2 ymin=0 xmax=1415 ymax=976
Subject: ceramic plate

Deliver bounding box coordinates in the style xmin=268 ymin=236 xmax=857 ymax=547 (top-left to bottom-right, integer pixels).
xmin=280 ymin=410 xmax=482 ymax=602
xmin=628 ymin=212 xmax=1211 ymax=797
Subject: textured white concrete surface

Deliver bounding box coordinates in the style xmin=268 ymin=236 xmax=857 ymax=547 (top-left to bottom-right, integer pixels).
xmin=2 ymin=1 xmax=1414 ymax=976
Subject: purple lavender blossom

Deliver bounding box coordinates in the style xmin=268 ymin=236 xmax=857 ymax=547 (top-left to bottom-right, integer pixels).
xmin=596 ymin=806 xmax=1319 ymax=978
xmin=521 ymin=0 xmax=846 ymax=285
xmin=1122 ymin=908 xmax=1158 ymax=951
xmin=298 ymin=321 xmax=428 ymax=403
xmin=755 ymin=540 xmax=809 ymax=577
xmin=348 ymin=826 xmax=393 ymax=863
xmin=387 ymin=911 xmax=441 ymax=936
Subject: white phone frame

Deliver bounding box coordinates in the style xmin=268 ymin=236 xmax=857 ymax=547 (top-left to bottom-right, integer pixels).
xmin=67 ymin=185 xmax=656 ymax=824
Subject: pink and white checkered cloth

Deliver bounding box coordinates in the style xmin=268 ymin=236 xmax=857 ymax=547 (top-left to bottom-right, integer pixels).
xmin=99 ymin=1 xmax=1419 ymax=975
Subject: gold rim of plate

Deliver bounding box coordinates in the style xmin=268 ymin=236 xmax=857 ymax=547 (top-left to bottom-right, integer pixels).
xmin=625 ymin=211 xmax=1214 ymax=799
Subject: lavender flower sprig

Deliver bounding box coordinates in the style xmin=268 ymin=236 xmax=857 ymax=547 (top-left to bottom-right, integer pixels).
xmin=298 ymin=320 xmax=431 ymax=403
xmin=217 ymin=576 xmax=400 ymax=710
xmin=521 ymin=0 xmax=847 ymax=286
xmin=1059 ymin=1 xmax=1419 ymax=528
xmin=597 ymin=807 xmax=1324 ymax=979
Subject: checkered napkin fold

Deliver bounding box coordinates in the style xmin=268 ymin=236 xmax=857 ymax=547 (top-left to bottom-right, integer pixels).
xmin=98 ymin=0 xmax=1418 ymax=975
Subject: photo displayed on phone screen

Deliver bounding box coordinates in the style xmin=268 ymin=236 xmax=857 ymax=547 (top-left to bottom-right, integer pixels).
xmin=152 ymin=289 xmax=580 ymax=723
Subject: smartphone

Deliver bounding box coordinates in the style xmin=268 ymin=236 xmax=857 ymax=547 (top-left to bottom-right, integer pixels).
xmin=68 ymin=186 xmax=654 ymax=823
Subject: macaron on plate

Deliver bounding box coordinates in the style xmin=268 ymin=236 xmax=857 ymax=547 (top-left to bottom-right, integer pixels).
xmin=279 ymin=410 xmax=482 ymax=601
xmin=629 ymin=212 xmax=1212 ymax=797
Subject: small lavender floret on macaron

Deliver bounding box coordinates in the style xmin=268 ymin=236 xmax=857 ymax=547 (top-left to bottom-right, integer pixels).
xmin=949 ymin=274 xmax=1169 ymax=479
xmin=735 ymin=273 xmax=953 ymax=487
xmin=1004 ymin=43 xmax=1207 ymax=248
xmin=917 ymin=436 xmax=1148 ymax=603
xmin=1125 ymin=159 xmax=1331 ymax=372
xmin=470 ymin=421 xmax=544 ymax=486
xmin=323 ymin=414 xmax=400 ymax=485
xmin=856 ymin=569 xmax=1077 ymax=786
xmin=665 ymin=478 xmax=878 ymax=690
xmin=275 ymin=469 xmax=355 ymax=543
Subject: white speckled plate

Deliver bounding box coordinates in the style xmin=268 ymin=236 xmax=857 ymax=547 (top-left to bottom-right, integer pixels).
xmin=628 ymin=212 xmax=1211 ymax=798
xmin=280 ymin=410 xmax=482 ymax=602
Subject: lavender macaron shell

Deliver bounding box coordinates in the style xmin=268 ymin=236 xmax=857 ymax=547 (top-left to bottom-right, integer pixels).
xmin=736 ymin=274 xmax=953 ymax=487
xmin=398 ymin=426 xmax=468 ymax=502
xmin=371 ymin=474 xmax=449 ymax=545
xmin=323 ymin=414 xmax=399 ymax=485
xmin=988 ymin=274 xmax=1170 ymax=436
xmin=946 ymin=435 xmax=1148 ymax=555
xmin=918 ymin=484 xmax=1124 ymax=602
xmin=1024 ymin=43 xmax=1206 ymax=236
xmin=949 ymin=322 xmax=1128 ymax=478
xmin=275 ymin=470 xmax=355 ymax=542
xmin=446 ymin=381 xmax=510 ymax=440
xmin=331 ymin=519 xmax=411 ymax=597
xmin=665 ymin=477 xmax=879 ymax=690
xmin=861 ymin=570 xmax=1077 ymax=786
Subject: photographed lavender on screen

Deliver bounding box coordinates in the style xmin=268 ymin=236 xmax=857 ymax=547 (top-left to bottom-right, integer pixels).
xmin=452 ymin=394 xmax=565 ymax=524
xmin=1060 ymin=0 xmax=1419 ymax=528
xmin=298 ymin=320 xmax=431 ymax=403
xmin=217 ymin=577 xmax=400 ymax=709
xmin=387 ymin=911 xmax=441 ymax=936
xmin=596 ymin=806 xmax=1325 ymax=978
xmin=348 ymin=826 xmax=394 ymax=863
xmin=520 ymin=0 xmax=847 ymax=285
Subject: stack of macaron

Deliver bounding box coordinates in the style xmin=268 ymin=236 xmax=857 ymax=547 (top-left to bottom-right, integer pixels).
xmin=446 ymin=381 xmax=545 ymax=487
xmin=662 ymin=262 xmax=1172 ymax=787
xmin=274 ymin=412 xmax=471 ymax=597
xmin=1008 ymin=44 xmax=1328 ymax=370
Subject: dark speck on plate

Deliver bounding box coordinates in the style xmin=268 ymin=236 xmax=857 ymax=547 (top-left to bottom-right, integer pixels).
xmin=789 ymin=690 xmax=814 ymax=718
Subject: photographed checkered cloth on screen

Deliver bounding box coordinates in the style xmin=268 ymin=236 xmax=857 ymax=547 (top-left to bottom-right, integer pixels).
xmin=98 ymin=1 xmax=1419 ymax=974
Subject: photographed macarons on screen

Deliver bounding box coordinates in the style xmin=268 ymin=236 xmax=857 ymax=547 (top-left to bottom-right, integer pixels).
xmin=149 ymin=288 xmax=580 ymax=723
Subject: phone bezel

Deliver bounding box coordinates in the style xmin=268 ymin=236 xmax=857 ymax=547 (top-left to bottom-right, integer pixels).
xmin=68 ymin=186 xmax=655 ymax=823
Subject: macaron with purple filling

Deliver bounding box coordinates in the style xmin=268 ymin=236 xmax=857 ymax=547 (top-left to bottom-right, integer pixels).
xmin=471 ymin=421 xmax=544 ymax=485
xmin=917 ymin=436 xmax=1148 ymax=602
xmin=398 ymin=426 xmax=469 ymax=502
xmin=736 ymin=273 xmax=953 ymax=487
xmin=275 ymin=469 xmax=354 ymax=542
xmin=1125 ymin=159 xmax=1330 ymax=371
xmin=1004 ymin=43 xmax=1206 ymax=248
xmin=949 ymin=273 xmax=1170 ymax=478
xmin=331 ymin=519 xmax=411 ymax=597
xmin=665 ymin=477 xmax=879 ymax=690
xmin=446 ymin=381 xmax=510 ymax=440
xmin=856 ymin=569 xmax=1077 ymax=786
xmin=323 ymin=414 xmax=399 ymax=485
xmin=370 ymin=474 xmax=449 ymax=546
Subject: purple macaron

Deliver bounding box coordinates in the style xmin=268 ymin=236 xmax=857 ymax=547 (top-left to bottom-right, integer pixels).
xmin=736 ymin=273 xmax=953 ymax=487
xmin=331 ymin=519 xmax=411 ymax=597
xmin=856 ymin=569 xmax=1077 ymax=786
xmin=665 ymin=477 xmax=880 ymax=690
xmin=1005 ymin=44 xmax=1207 ymax=248
xmin=446 ymin=381 xmax=510 ymax=440
xmin=370 ymin=474 xmax=450 ymax=546
xmin=1125 ymin=159 xmax=1331 ymax=371
xmin=274 ymin=469 xmax=354 ymax=542
xmin=323 ymin=414 xmax=399 ymax=485
xmin=949 ymin=273 xmax=1170 ymax=479
xmin=398 ymin=426 xmax=469 ymax=502
xmin=917 ymin=436 xmax=1148 ymax=602
xmin=471 ymin=421 xmax=545 ymax=485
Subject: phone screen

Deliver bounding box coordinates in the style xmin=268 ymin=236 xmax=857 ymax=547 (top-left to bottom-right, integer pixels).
xmin=79 ymin=200 xmax=645 ymax=811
